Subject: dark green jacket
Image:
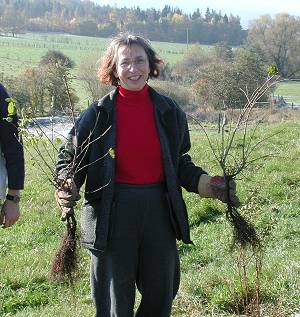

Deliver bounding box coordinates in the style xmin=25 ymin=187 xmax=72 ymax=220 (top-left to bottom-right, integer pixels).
xmin=57 ymin=86 xmax=206 ymax=251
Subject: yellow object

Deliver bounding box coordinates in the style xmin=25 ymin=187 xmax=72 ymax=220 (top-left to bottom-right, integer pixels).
xmin=108 ymin=147 xmax=115 ymax=159
xmin=5 ymin=97 xmax=17 ymax=116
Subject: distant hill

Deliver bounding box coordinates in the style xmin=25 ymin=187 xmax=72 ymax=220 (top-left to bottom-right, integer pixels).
xmin=0 ymin=0 xmax=246 ymax=45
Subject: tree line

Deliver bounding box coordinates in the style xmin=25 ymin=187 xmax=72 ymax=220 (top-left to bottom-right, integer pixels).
xmin=0 ymin=0 xmax=245 ymax=45
xmin=3 ymin=12 xmax=300 ymax=115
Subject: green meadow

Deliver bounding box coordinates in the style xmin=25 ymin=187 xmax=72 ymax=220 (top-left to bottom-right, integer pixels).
xmin=275 ymin=81 xmax=300 ymax=104
xmin=0 ymin=32 xmax=187 ymax=77
xmin=0 ymin=32 xmax=300 ymax=316
xmin=1 ymin=32 xmax=299 ymax=106
xmin=0 ymin=32 xmax=189 ymax=107
xmin=0 ymin=119 xmax=299 ymax=316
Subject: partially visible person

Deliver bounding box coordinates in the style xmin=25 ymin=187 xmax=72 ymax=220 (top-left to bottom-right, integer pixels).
xmin=0 ymin=83 xmax=25 ymax=228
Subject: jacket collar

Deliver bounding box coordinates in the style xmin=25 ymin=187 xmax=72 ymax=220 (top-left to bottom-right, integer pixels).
xmin=148 ymin=86 xmax=173 ymax=115
xmin=96 ymin=85 xmax=172 ymax=116
xmin=96 ymin=88 xmax=117 ymax=113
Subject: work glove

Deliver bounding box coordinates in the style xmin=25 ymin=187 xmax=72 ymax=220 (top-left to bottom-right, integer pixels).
xmin=55 ymin=179 xmax=80 ymax=221
xmin=198 ymin=174 xmax=240 ymax=207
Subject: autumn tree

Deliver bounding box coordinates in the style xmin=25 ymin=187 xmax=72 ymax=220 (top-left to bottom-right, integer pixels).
xmin=192 ymin=46 xmax=270 ymax=109
xmin=172 ymin=42 xmax=233 ymax=85
xmin=5 ymin=50 xmax=78 ymax=115
xmin=20 ymin=68 xmax=47 ymax=115
xmin=247 ymin=13 xmax=300 ymax=78
xmin=0 ymin=3 xmax=25 ymax=36
xmin=79 ymin=54 xmax=112 ymax=102
xmin=172 ymin=44 xmax=214 ymax=83
xmin=39 ymin=50 xmax=78 ymax=113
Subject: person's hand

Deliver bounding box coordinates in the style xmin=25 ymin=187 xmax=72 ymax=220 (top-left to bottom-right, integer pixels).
xmin=55 ymin=179 xmax=80 ymax=221
xmin=0 ymin=200 xmax=20 ymax=228
xmin=198 ymin=174 xmax=240 ymax=207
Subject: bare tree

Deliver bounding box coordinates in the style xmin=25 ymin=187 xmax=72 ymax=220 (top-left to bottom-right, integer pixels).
xmin=79 ymin=54 xmax=112 ymax=102
xmin=192 ymin=46 xmax=271 ymax=110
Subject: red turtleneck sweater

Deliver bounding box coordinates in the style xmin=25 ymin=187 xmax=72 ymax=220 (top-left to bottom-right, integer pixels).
xmin=115 ymin=84 xmax=165 ymax=184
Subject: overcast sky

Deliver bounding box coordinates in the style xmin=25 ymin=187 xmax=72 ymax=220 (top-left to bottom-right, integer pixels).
xmin=93 ymin=0 xmax=300 ymax=28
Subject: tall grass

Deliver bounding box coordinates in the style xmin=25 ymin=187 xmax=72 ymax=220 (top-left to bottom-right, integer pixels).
xmin=0 ymin=119 xmax=299 ymax=316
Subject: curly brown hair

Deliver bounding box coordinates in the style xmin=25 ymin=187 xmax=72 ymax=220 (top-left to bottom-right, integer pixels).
xmin=97 ymin=33 xmax=164 ymax=87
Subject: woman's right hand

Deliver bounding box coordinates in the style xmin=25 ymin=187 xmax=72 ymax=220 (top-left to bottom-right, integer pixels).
xmin=55 ymin=179 xmax=80 ymax=221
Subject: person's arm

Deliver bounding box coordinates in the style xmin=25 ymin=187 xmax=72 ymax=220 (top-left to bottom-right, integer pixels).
xmin=177 ymin=108 xmax=239 ymax=206
xmin=0 ymin=188 xmax=21 ymax=228
xmin=55 ymin=111 xmax=89 ymax=189
xmin=177 ymin=110 xmax=207 ymax=193
xmin=0 ymin=84 xmax=24 ymax=191
xmin=54 ymin=109 xmax=93 ymax=219
xmin=0 ymin=84 xmax=24 ymax=227
xmin=55 ymin=132 xmax=81 ymax=220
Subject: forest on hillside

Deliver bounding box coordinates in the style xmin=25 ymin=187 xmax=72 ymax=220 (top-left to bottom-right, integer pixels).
xmin=0 ymin=0 xmax=246 ymax=45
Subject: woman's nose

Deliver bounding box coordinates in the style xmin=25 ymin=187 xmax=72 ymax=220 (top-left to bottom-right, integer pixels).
xmin=128 ymin=62 xmax=138 ymax=71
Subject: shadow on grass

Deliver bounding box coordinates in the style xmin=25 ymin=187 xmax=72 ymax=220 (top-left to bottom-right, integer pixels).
xmin=1 ymin=277 xmax=50 ymax=314
xmin=189 ymin=206 xmax=223 ymax=229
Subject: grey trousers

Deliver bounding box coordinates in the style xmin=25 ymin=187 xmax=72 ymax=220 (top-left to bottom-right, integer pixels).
xmin=90 ymin=183 xmax=180 ymax=317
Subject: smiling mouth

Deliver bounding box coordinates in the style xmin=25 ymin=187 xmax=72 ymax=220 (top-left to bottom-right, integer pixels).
xmin=128 ymin=75 xmax=142 ymax=81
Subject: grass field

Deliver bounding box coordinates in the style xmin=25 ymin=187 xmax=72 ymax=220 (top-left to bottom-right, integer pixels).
xmin=1 ymin=32 xmax=299 ymax=107
xmin=0 ymin=32 xmax=190 ymax=107
xmin=0 ymin=118 xmax=299 ymax=316
xmin=0 ymin=32 xmax=187 ymax=77
xmin=274 ymin=80 xmax=300 ymax=105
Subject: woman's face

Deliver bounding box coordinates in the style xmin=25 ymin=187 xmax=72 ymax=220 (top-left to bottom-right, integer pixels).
xmin=113 ymin=44 xmax=150 ymax=91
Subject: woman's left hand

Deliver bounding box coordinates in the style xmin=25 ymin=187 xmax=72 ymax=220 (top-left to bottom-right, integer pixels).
xmin=198 ymin=174 xmax=240 ymax=207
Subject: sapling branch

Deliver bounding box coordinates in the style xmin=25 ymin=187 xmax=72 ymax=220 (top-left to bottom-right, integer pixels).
xmin=190 ymin=73 xmax=280 ymax=248
xmin=21 ymin=77 xmax=110 ymax=281
xmin=189 ymin=72 xmax=280 ymax=315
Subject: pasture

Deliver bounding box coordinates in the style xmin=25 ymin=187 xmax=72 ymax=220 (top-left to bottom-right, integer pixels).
xmin=0 ymin=33 xmax=300 ymax=316
xmin=1 ymin=32 xmax=299 ymax=108
xmin=0 ymin=119 xmax=299 ymax=316
xmin=0 ymin=32 xmax=189 ymax=107
xmin=275 ymin=80 xmax=300 ymax=105
xmin=0 ymin=32 xmax=187 ymax=77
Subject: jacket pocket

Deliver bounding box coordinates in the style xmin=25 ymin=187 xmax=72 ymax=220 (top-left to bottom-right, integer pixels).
xmin=80 ymin=199 xmax=100 ymax=245
xmin=165 ymin=192 xmax=182 ymax=240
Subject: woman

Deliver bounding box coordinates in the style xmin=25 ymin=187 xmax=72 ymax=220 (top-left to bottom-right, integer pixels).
xmin=55 ymin=33 xmax=239 ymax=317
